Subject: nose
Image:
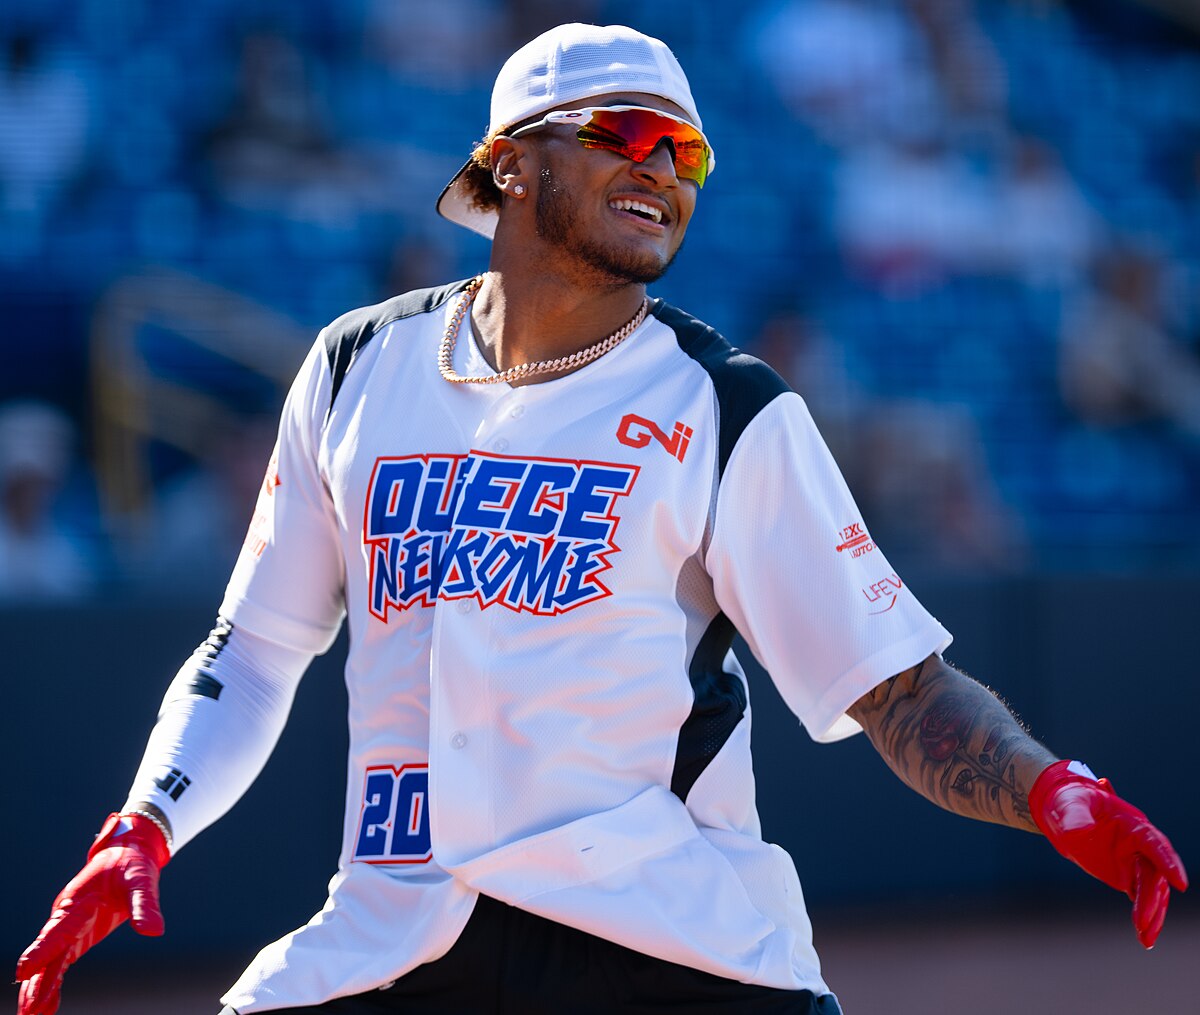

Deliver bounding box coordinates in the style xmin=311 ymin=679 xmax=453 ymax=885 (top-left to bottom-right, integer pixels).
xmin=632 ymin=138 xmax=679 ymax=187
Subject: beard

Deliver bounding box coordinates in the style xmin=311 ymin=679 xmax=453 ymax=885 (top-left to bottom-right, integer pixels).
xmin=534 ymin=165 xmax=680 ymax=286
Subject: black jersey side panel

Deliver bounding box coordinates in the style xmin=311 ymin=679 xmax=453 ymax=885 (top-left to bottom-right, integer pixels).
xmin=669 ymin=612 xmax=746 ymax=802
xmin=324 ymin=279 xmax=472 ymax=410
xmin=653 ymin=300 xmax=789 ymax=802
xmin=651 ymin=300 xmax=791 ymax=478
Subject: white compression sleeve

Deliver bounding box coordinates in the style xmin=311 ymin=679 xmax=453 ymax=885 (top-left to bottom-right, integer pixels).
xmin=122 ymin=618 xmax=313 ymax=853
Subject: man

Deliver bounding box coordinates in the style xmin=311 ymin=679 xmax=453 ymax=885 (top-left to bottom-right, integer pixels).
xmin=16 ymin=23 xmax=1187 ymax=1015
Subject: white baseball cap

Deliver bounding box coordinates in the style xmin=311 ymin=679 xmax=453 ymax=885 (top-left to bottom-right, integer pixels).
xmin=436 ymin=23 xmax=702 ymax=239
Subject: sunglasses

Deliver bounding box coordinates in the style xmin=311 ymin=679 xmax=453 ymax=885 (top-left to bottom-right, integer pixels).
xmin=509 ymin=105 xmax=715 ymax=187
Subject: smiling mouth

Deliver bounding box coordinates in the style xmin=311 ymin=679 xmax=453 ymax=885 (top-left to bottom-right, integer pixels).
xmin=609 ymin=198 xmax=664 ymax=225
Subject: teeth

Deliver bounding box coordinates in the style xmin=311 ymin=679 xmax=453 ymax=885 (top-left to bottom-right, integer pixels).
xmin=610 ymin=199 xmax=663 ymax=224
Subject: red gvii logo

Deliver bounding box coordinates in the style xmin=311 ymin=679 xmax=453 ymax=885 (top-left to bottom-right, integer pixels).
xmin=617 ymin=414 xmax=694 ymax=463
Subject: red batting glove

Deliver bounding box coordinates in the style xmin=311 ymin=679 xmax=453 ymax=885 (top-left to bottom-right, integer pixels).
xmin=1029 ymin=760 xmax=1188 ymax=949
xmin=15 ymin=813 xmax=171 ymax=1015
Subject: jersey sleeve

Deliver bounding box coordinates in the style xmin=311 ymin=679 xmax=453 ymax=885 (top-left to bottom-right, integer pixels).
xmin=122 ymin=621 xmax=312 ymax=851
xmin=219 ymin=337 xmax=346 ymax=654
xmin=706 ymin=391 xmax=952 ymax=742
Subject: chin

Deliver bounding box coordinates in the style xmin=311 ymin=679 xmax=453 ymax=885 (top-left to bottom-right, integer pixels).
xmin=576 ymin=238 xmax=677 ymax=285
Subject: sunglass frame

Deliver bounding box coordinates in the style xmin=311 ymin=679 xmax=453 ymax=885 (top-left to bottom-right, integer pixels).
xmin=508 ymin=105 xmax=715 ymax=185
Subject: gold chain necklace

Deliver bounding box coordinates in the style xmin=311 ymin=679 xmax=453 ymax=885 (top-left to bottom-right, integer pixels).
xmin=438 ymin=276 xmax=651 ymax=385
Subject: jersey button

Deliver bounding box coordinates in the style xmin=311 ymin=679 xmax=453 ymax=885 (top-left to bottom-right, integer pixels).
xmin=456 ymin=600 xmax=470 ymax=614
xmin=450 ymin=731 xmax=468 ymax=749
xmin=493 ymin=438 xmax=510 ymax=452
xmin=509 ymin=404 xmax=525 ymax=419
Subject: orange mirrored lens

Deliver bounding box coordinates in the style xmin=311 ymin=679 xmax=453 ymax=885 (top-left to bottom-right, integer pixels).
xmin=576 ymin=109 xmax=711 ymax=186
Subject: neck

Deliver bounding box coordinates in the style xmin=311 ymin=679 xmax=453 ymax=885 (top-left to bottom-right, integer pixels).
xmin=470 ymin=265 xmax=648 ymax=381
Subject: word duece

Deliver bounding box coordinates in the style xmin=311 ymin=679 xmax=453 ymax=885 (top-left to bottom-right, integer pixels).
xmin=363 ymin=452 xmax=639 ymax=620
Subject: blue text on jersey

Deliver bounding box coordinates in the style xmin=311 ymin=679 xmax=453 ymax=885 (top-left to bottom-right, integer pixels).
xmin=363 ymin=452 xmax=639 ymax=620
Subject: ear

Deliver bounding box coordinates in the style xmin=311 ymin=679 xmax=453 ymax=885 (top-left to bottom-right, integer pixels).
xmin=491 ymin=136 xmax=531 ymax=199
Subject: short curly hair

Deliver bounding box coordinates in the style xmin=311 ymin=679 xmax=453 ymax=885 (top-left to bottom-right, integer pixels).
xmin=459 ymin=129 xmax=505 ymax=215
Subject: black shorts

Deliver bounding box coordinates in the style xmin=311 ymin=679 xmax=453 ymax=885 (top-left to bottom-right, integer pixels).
xmin=219 ymin=894 xmax=841 ymax=1014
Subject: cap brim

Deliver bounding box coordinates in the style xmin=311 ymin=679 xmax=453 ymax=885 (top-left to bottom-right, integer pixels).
xmin=436 ymin=159 xmax=500 ymax=240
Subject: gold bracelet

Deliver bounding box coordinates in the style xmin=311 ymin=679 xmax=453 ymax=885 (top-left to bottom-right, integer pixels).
xmin=124 ymin=808 xmax=174 ymax=852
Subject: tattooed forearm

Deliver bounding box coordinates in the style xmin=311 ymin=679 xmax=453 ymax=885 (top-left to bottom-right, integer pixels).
xmin=847 ymin=656 xmax=1058 ymax=832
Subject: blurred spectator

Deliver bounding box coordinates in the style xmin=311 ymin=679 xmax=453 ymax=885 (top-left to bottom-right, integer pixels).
xmin=832 ymin=134 xmax=994 ymax=292
xmin=846 ymin=400 xmax=1029 ymax=575
xmin=753 ymin=305 xmax=1026 ymax=574
xmin=0 ymin=401 xmax=97 ymax=601
xmin=364 ymin=0 xmax=505 ymax=88
xmin=0 ymin=30 xmax=91 ymax=238
xmin=833 ymin=131 xmax=1101 ymax=293
xmin=752 ymin=301 xmax=864 ymax=457
xmin=745 ymin=0 xmax=940 ymax=146
xmin=1059 ymin=246 xmax=1200 ymax=441
xmin=127 ymin=415 xmax=278 ymax=598
xmin=205 ymin=30 xmax=349 ymax=215
xmin=991 ymin=135 xmax=1103 ymax=288
xmin=904 ymin=0 xmax=1007 ymax=126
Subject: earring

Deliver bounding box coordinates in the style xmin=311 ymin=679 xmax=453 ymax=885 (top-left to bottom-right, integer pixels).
xmin=513 ymin=184 xmax=526 ymax=197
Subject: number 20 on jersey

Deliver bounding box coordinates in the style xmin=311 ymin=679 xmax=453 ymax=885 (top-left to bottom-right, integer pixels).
xmin=353 ymin=763 xmax=432 ymax=864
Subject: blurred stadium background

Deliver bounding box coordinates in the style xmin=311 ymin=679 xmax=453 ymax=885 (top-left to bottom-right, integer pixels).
xmin=3 ymin=0 xmax=1198 ymax=1012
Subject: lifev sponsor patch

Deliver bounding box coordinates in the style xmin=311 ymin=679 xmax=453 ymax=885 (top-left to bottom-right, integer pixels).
xmin=362 ymin=452 xmax=639 ymax=620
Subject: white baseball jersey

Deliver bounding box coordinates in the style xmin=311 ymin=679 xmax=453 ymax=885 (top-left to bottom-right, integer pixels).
xmin=205 ymin=280 xmax=950 ymax=1011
